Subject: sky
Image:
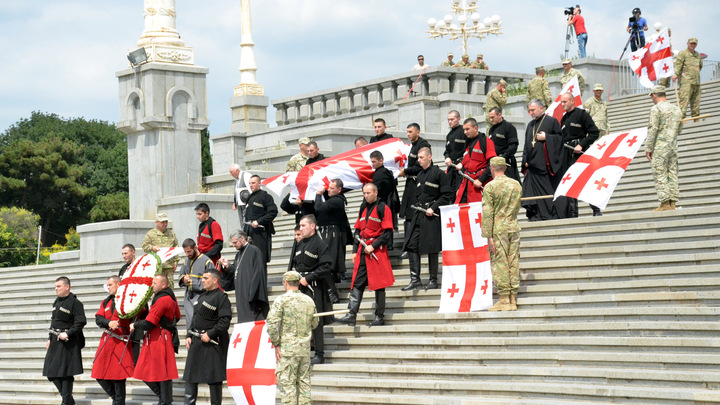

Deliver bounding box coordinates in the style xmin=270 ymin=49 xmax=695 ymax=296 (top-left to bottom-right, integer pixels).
xmin=0 ymin=1 xmax=716 ymax=136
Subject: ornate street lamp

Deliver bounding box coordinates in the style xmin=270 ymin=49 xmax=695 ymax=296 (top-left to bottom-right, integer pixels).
xmin=426 ymin=0 xmax=502 ymax=55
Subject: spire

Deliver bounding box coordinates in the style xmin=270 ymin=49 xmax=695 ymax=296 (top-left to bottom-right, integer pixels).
xmin=234 ymin=0 xmax=265 ymax=96
xmin=136 ymin=0 xmax=195 ymax=65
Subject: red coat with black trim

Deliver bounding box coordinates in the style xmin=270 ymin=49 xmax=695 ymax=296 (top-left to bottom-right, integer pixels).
xmin=132 ymin=289 xmax=181 ymax=382
xmin=91 ymin=295 xmax=134 ymax=380
xmin=455 ymin=136 xmax=497 ymax=203
xmin=352 ymin=201 xmax=395 ymax=291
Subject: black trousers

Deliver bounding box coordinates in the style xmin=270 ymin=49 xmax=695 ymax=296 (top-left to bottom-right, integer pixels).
xmin=49 ymin=377 xmax=74 ymax=405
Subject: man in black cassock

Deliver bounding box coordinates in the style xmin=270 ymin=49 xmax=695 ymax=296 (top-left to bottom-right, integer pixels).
xmin=291 ymin=214 xmax=334 ymax=365
xmin=402 ymin=147 xmax=453 ymax=291
xmin=443 ymin=110 xmax=466 ymax=192
xmin=315 ymin=178 xmax=353 ymax=291
xmin=280 ymin=193 xmax=315 ymax=226
xmin=558 ymin=92 xmax=601 ymax=217
xmin=521 ymin=99 xmax=564 ymax=221
xmin=184 ymin=269 xmax=231 ymax=405
xmin=487 ymin=107 xmax=521 ymax=183
xmin=243 ymin=175 xmax=278 ymax=264
xmin=369 ymin=150 xmax=400 ymax=230
xmin=220 ymin=230 xmax=269 ymax=323
xmin=44 ymin=276 xmax=86 ymax=405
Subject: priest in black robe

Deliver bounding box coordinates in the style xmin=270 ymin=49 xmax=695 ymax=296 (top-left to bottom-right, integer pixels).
xmin=183 ymin=269 xmax=231 ymax=405
xmin=521 ymin=100 xmax=564 ymax=221
xmin=220 ymin=230 xmax=269 ymax=323
xmin=243 ymin=175 xmax=278 ymax=264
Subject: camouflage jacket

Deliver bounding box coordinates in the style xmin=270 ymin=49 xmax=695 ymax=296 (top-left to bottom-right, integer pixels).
xmin=481 ymin=175 xmax=522 ymax=237
xmin=584 ymin=97 xmax=608 ymax=131
xmin=485 ymin=88 xmax=507 ymax=112
xmin=455 ymin=60 xmax=473 ymax=68
xmin=472 ymin=62 xmax=489 ymax=70
xmin=526 ymin=76 xmax=552 ymax=108
xmin=646 ymin=100 xmax=682 ymax=154
xmin=286 ymin=152 xmax=308 ymax=172
xmin=560 ymin=68 xmax=586 ymax=94
xmin=675 ymin=49 xmax=703 ymax=85
xmin=266 ymin=289 xmax=318 ymax=357
xmin=440 ymin=60 xmax=455 ymax=67
xmin=142 ymin=228 xmax=180 ymax=268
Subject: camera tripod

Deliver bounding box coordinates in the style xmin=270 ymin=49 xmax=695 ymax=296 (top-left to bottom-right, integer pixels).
xmin=619 ymin=29 xmax=642 ymax=60
xmin=564 ymin=24 xmax=575 ymax=59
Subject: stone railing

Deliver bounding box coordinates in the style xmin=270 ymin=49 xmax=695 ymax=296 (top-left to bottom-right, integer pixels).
xmin=271 ymin=67 xmax=533 ymax=126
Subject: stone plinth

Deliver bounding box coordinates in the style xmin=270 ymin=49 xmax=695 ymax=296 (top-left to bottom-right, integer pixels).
xmin=156 ymin=193 xmax=236 ymax=243
xmin=77 ymin=220 xmax=158 ymax=263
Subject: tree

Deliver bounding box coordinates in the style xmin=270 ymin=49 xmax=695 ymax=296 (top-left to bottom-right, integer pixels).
xmin=0 ymin=207 xmax=40 ymax=267
xmin=201 ymin=127 xmax=213 ymax=177
xmin=90 ymin=192 xmax=129 ymax=222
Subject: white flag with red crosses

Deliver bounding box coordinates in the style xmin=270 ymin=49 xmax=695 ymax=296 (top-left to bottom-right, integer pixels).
xmin=554 ymin=127 xmax=648 ymax=210
xmin=438 ymin=202 xmax=493 ymax=313
xmin=629 ymin=28 xmax=674 ymax=88
xmin=227 ymin=321 xmax=277 ymax=405
xmin=546 ymin=75 xmax=583 ymax=122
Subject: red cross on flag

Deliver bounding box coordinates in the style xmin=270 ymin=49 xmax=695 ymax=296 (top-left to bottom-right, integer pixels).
xmin=262 ymin=138 xmax=411 ymax=201
xmin=545 ymin=75 xmax=583 ymax=122
xmin=262 ymin=171 xmax=298 ymax=198
xmin=629 ymin=28 xmax=674 ymax=88
xmin=438 ymin=202 xmax=493 ymax=313
xmin=227 ymin=320 xmax=277 ymax=405
xmin=554 ymin=127 xmax=648 ymax=210
xmin=116 ymin=253 xmax=160 ymax=318
xmin=155 ymin=247 xmax=182 ymax=263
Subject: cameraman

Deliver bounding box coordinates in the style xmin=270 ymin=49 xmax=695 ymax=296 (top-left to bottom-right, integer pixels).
xmin=567 ymin=6 xmax=587 ymax=58
xmin=626 ymin=8 xmax=648 ymax=52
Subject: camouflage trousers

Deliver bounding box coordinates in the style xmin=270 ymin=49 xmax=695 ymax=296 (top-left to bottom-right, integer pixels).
xmin=678 ymin=84 xmax=701 ymax=119
xmin=276 ymin=355 xmax=312 ymax=405
xmin=651 ymin=148 xmax=679 ymax=203
xmin=489 ymin=232 xmax=520 ymax=296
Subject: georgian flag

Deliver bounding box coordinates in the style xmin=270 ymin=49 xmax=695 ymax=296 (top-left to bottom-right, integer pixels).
xmin=263 ymin=138 xmax=411 ymax=201
xmin=227 ymin=321 xmax=277 ymax=405
xmin=554 ymin=127 xmax=648 ymax=210
xmin=438 ymin=202 xmax=493 ymax=313
xmin=156 ymin=247 xmax=182 ymax=263
xmin=546 ymin=75 xmax=583 ymax=122
xmin=262 ymin=171 xmax=298 ymax=198
xmin=629 ymin=28 xmax=674 ymax=88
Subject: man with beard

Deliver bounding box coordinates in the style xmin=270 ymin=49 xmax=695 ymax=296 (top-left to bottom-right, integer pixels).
xmin=131 ymin=275 xmax=181 ymax=405
xmin=291 ymin=215 xmax=334 ymax=365
xmin=220 ymin=230 xmax=269 ymax=323
xmin=315 ymin=178 xmax=353 ymax=290
xmin=369 ymin=118 xmax=393 ymax=143
xmin=559 ymin=92 xmax=600 ymax=217
xmin=43 ymin=276 xmax=86 ymax=405
xmin=183 ymin=270 xmax=232 ymax=405
xmin=401 ymin=147 xmax=452 ymax=291
xmin=92 ymin=276 xmax=134 ymax=405
xmin=520 ymin=100 xmax=564 ymax=221
xmin=178 ymin=238 xmax=216 ymax=326
xmin=443 ymin=110 xmax=466 ymax=192
xmin=454 ymin=118 xmax=497 ymax=203
xmin=243 ymin=175 xmax=278 ymax=264
xmin=487 ymin=107 xmax=520 ymax=183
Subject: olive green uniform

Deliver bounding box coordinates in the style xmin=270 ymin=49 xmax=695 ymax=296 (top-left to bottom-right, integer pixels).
xmin=560 ymin=68 xmax=586 ymax=95
xmin=472 ymin=61 xmax=489 ymax=70
xmin=646 ymin=100 xmax=683 ymax=204
xmin=674 ymin=49 xmax=702 ymax=119
xmin=286 ymin=153 xmax=308 ymax=172
xmin=526 ymin=76 xmax=552 ymax=109
xmin=266 ymin=290 xmax=318 ymax=405
xmin=584 ymin=97 xmax=608 ymax=136
xmin=481 ymin=175 xmax=522 ymax=297
xmin=484 ymin=88 xmax=507 ymax=128
xmin=141 ymin=228 xmax=180 ymax=283
xmin=455 ymin=60 xmax=473 ymax=68
xmin=440 ymin=60 xmax=454 ymax=67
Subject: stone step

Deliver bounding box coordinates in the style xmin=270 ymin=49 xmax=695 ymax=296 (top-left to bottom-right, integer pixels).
xmin=312 ymin=391 xmax=626 ymax=405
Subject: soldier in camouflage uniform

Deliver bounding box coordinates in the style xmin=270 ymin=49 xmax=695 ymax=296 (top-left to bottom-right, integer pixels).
xmin=484 ymin=80 xmax=507 ymax=128
xmin=141 ymin=213 xmax=180 ymax=285
xmin=526 ymin=66 xmax=552 ymax=109
xmin=440 ymin=52 xmax=455 ymax=67
xmin=645 ymin=85 xmax=683 ymax=212
xmin=454 ymin=54 xmax=473 ymax=68
xmin=584 ymin=84 xmax=609 ymax=136
xmin=673 ymin=38 xmax=702 ymax=120
xmin=481 ymin=157 xmax=522 ymax=312
xmin=286 ymin=137 xmax=311 ymax=172
xmin=472 ymin=54 xmax=489 ymax=70
xmin=266 ymin=270 xmax=319 ymax=405
xmin=560 ymin=59 xmax=586 ymax=96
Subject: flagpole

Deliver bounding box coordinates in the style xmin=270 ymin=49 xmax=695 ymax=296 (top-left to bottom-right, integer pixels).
xmin=666 ymin=27 xmax=681 ymax=106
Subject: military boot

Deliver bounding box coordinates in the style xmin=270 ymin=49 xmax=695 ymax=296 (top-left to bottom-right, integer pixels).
xmin=311 ymin=353 xmax=325 ymax=365
xmin=368 ymin=289 xmax=386 ymax=326
xmin=402 ymin=253 xmax=423 ymax=291
xmin=652 ymin=201 xmax=670 ymax=212
xmin=510 ymin=294 xmax=518 ymax=311
xmin=488 ymin=295 xmax=513 ymax=311
xmin=184 ymin=382 xmax=198 ymax=405
xmin=669 ymin=201 xmax=677 ymax=210
xmin=425 ymin=253 xmax=440 ymax=290
xmin=336 ymin=287 xmax=363 ymax=326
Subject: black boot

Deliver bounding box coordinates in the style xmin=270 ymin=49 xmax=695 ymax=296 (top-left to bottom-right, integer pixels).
xmin=328 ymin=288 xmax=339 ymax=304
xmin=208 ymin=382 xmax=223 ymax=405
xmin=368 ymin=288 xmax=386 ymax=326
xmin=336 ymin=287 xmax=363 ymax=326
xmin=113 ymin=380 xmax=126 ymax=405
xmin=425 ymin=253 xmax=440 ymax=290
xmin=159 ymin=380 xmax=173 ymax=405
xmin=591 ymin=204 xmax=603 ymax=216
xmin=97 ymin=379 xmax=115 ymax=399
xmin=367 ymin=315 xmax=384 ymax=326
xmin=311 ymin=353 xmax=325 ymax=364
xmin=184 ymin=382 xmax=198 ymax=405
xmin=402 ymin=253 xmax=423 ymax=291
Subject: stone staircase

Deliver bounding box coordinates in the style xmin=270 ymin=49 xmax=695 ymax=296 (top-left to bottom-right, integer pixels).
xmin=0 ymin=79 xmax=719 ymax=404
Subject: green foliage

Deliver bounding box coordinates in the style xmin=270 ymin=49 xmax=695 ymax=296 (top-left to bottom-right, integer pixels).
xmin=506 ymin=79 xmax=528 ymax=98
xmin=0 ymin=112 xmax=129 ymax=244
xmin=0 ymin=207 xmax=40 ymax=267
xmin=201 ymin=128 xmax=213 ymax=178
xmin=90 ymin=192 xmax=129 ymax=222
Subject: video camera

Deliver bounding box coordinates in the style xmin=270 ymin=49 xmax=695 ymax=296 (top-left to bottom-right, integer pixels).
xmin=564 ymin=5 xmax=579 ymax=16
xmin=628 ymin=8 xmax=641 ymax=30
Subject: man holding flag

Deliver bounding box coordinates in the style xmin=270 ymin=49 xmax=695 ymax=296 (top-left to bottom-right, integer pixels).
xmin=646 ymin=85 xmax=683 ymax=211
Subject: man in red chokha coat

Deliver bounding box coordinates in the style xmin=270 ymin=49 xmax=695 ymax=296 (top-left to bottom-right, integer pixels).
xmin=92 ymin=276 xmax=135 ymax=405
xmin=454 ymin=118 xmax=497 ymax=203
xmin=130 ymin=274 xmax=181 ymax=405
xmin=336 ymin=183 xmax=395 ymax=327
